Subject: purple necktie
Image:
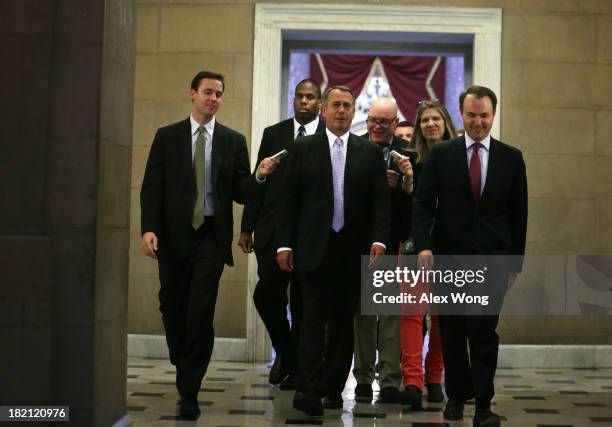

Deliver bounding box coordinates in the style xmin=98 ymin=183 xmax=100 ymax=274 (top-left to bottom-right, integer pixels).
xmin=331 ymin=138 xmax=345 ymax=232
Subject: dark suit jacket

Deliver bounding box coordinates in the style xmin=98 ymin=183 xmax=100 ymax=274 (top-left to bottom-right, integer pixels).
xmin=241 ymin=118 xmax=326 ymax=252
xmin=140 ymin=117 xmax=261 ymax=266
xmin=276 ymin=131 xmax=392 ymax=272
xmin=412 ymin=136 xmax=527 ymax=271
xmin=361 ymin=134 xmax=416 ymax=252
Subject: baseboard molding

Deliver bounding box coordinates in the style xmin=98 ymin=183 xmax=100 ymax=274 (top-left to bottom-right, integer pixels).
xmin=498 ymin=344 xmax=612 ymax=368
xmin=128 ymin=335 xmax=612 ymax=368
xmin=128 ymin=334 xmax=248 ymax=362
xmin=111 ymin=414 xmax=132 ymax=427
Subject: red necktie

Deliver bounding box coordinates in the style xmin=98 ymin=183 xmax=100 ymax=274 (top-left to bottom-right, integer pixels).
xmin=469 ymin=142 xmax=482 ymax=203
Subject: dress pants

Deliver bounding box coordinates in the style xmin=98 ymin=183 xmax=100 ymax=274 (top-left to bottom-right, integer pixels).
xmin=296 ymin=230 xmax=361 ymax=397
xmin=397 ymin=255 xmax=444 ymax=391
xmin=400 ymin=314 xmax=444 ymax=391
xmin=253 ymin=246 xmax=302 ymax=374
xmin=353 ymin=314 xmax=401 ymax=389
xmin=438 ymin=314 xmax=500 ymax=406
xmin=157 ymin=219 xmax=225 ymax=398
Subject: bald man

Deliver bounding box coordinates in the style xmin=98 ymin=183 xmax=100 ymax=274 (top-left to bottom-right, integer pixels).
xmin=353 ymin=98 xmax=415 ymax=404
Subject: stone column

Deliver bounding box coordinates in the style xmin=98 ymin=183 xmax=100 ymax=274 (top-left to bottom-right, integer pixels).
xmin=0 ymin=1 xmax=136 ymax=425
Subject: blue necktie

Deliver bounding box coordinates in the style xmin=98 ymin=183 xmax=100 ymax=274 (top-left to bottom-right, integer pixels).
xmin=331 ymin=138 xmax=345 ymax=232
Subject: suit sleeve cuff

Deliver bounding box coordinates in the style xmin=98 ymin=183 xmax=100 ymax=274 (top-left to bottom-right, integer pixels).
xmin=372 ymin=242 xmax=386 ymax=250
xmin=277 ymin=247 xmax=292 ymax=253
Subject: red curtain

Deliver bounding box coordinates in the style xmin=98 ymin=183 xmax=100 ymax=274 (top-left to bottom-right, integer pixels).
xmin=310 ymin=54 xmax=446 ymax=123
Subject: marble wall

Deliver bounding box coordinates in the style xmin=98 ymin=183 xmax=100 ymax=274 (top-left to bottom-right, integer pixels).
xmin=129 ymin=0 xmax=612 ymax=343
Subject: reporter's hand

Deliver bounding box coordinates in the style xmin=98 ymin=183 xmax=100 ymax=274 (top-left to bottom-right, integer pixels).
xmin=238 ymin=232 xmax=253 ymax=253
xmin=393 ymin=155 xmax=413 ymax=179
xmin=256 ymin=156 xmax=280 ymax=179
xmin=386 ymin=170 xmax=400 ymax=188
xmin=141 ymin=232 xmax=158 ymax=259
xmin=368 ymin=244 xmax=385 ymax=269
xmin=277 ymin=250 xmax=294 ymax=272
xmin=417 ymin=249 xmax=434 ymax=270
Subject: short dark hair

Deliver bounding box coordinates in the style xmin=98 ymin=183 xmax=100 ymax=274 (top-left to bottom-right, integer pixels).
xmin=191 ymin=71 xmax=225 ymax=92
xmin=459 ymin=85 xmax=497 ymax=112
xmin=295 ymin=79 xmax=322 ymax=99
xmin=397 ymin=120 xmax=414 ymax=128
xmin=322 ymin=85 xmax=355 ymax=105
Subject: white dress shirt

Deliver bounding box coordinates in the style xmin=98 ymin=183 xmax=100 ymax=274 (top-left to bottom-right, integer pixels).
xmin=294 ymin=117 xmax=320 ymax=139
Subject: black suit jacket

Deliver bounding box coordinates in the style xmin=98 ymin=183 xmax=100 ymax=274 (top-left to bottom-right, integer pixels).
xmin=140 ymin=118 xmax=261 ymax=266
xmin=276 ymin=131 xmax=391 ymax=272
xmin=413 ymin=136 xmax=527 ymax=271
xmin=241 ymin=118 xmax=326 ymax=251
xmin=361 ymin=134 xmax=416 ymax=252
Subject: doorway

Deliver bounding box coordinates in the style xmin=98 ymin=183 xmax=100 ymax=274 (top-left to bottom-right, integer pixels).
xmin=248 ymin=3 xmax=502 ymax=362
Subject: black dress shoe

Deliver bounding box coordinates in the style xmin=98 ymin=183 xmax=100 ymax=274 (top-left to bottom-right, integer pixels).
xmin=426 ymin=382 xmax=445 ymax=403
xmin=377 ymin=386 xmax=400 ymax=404
xmin=443 ymin=399 xmax=464 ymax=420
xmin=268 ymin=356 xmax=287 ymax=385
xmin=176 ymin=396 xmax=201 ymax=419
xmin=354 ymin=383 xmax=373 ymax=402
xmin=279 ymin=374 xmax=298 ymax=390
xmin=398 ymin=385 xmax=423 ymax=410
xmin=473 ymin=408 xmax=501 ymax=427
xmin=293 ymin=391 xmax=323 ymax=417
xmin=322 ymin=393 xmax=343 ymax=409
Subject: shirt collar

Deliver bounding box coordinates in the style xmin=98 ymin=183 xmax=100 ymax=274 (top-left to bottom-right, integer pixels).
xmin=294 ymin=117 xmax=320 ymax=136
xmin=190 ymin=115 xmax=215 ymax=137
xmin=465 ymin=132 xmax=490 ymax=151
xmin=326 ymin=128 xmax=350 ymax=149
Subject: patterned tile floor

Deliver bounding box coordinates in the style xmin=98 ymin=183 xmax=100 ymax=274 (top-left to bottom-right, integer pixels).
xmin=127 ymin=357 xmax=612 ymax=426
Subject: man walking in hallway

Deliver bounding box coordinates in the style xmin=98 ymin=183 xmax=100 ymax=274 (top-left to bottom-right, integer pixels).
xmin=413 ymin=85 xmax=527 ymax=427
xmin=140 ymin=71 xmax=279 ymax=419
xmin=353 ymin=97 xmax=413 ymax=404
xmin=239 ymin=79 xmax=325 ymax=390
xmin=277 ymin=86 xmax=391 ymax=416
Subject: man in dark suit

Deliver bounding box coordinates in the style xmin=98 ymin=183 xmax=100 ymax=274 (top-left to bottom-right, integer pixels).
xmin=413 ymin=86 xmax=527 ymax=427
xmin=353 ymin=97 xmax=414 ymax=404
xmin=238 ymin=79 xmax=325 ymax=390
xmin=277 ymin=86 xmax=391 ymax=416
xmin=140 ymin=71 xmax=279 ymax=419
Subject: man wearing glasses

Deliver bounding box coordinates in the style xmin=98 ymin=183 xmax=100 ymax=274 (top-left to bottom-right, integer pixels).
xmin=353 ymin=97 xmax=415 ymax=404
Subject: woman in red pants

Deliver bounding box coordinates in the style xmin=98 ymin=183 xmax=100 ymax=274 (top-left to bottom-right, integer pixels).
xmin=399 ymin=100 xmax=458 ymax=409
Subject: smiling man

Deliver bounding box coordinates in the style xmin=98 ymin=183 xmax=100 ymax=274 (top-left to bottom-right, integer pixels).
xmin=276 ymin=86 xmax=391 ymax=416
xmin=140 ymin=70 xmax=279 ymax=420
xmin=413 ymin=86 xmax=527 ymax=427
xmin=239 ymin=79 xmax=325 ymax=390
xmin=353 ymin=97 xmax=414 ymax=404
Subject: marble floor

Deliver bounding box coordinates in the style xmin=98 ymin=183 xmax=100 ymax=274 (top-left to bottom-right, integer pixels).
xmin=127 ymin=356 xmax=612 ymax=427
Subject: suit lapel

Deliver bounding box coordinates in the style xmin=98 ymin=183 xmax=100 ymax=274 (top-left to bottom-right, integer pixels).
xmin=480 ymin=138 xmax=498 ymax=203
xmin=344 ymin=134 xmax=362 ymax=210
xmin=180 ymin=118 xmax=194 ymax=188
xmin=317 ymin=132 xmax=333 ymax=200
xmin=281 ymin=120 xmax=294 ymax=148
xmin=452 ymin=137 xmax=475 ymax=203
xmin=212 ymin=122 xmax=227 ymax=185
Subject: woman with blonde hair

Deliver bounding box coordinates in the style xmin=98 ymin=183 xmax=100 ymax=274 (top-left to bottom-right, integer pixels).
xmin=412 ymin=100 xmax=458 ymax=165
xmin=399 ymin=99 xmax=457 ymax=409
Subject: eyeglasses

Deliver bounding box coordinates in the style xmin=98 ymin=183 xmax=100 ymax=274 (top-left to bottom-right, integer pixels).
xmin=366 ymin=117 xmax=396 ymax=127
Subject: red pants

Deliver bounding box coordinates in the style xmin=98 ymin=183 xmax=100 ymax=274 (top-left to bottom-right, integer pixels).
xmin=397 ymin=252 xmax=444 ymax=391
xmin=400 ymin=313 xmax=444 ymax=391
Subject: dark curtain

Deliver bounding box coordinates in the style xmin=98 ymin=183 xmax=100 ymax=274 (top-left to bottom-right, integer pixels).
xmin=310 ymin=54 xmax=446 ymax=123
